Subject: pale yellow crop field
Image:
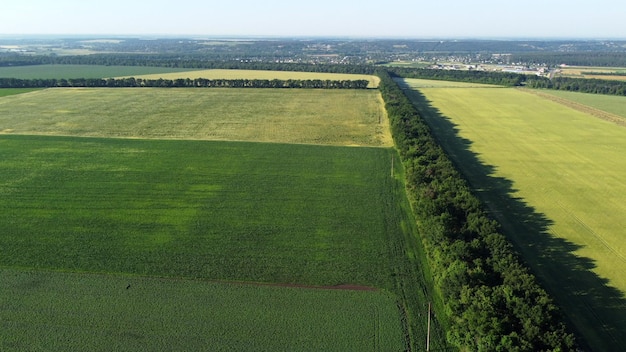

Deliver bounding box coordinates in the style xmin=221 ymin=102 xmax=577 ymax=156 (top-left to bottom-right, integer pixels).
xmin=0 ymin=88 xmax=391 ymax=147
xmin=396 ymin=77 xmax=501 ymax=88
xmin=558 ymin=66 xmax=626 ymax=81
xmin=121 ymin=69 xmax=380 ymax=88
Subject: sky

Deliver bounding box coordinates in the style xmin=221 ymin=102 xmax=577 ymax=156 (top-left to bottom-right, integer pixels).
xmin=1 ymin=0 xmax=625 ymax=39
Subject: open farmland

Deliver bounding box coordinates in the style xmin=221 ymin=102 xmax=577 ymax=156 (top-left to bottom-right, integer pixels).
xmin=557 ymin=66 xmax=626 ymax=81
xmin=123 ymin=69 xmax=380 ymax=88
xmin=402 ymin=79 xmax=626 ymax=351
xmin=0 ymin=81 xmax=444 ymax=350
xmin=0 ymin=136 xmax=397 ymax=284
xmin=0 ymin=64 xmax=198 ymax=79
xmin=0 ymin=88 xmax=391 ymax=146
xmin=397 ymin=77 xmax=501 ymax=88
xmin=1 ymin=269 xmax=405 ymax=351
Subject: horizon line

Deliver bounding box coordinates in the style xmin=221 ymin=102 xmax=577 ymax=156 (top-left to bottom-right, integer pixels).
xmin=1 ymin=33 xmax=626 ymax=41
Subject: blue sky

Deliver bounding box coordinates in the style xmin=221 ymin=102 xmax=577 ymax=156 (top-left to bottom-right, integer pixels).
xmin=1 ymin=0 xmax=624 ymax=39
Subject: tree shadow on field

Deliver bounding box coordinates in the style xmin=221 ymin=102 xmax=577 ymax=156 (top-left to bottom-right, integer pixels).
xmin=400 ymin=83 xmax=626 ymax=352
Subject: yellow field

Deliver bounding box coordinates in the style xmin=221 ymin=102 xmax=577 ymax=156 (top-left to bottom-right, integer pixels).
xmin=120 ymin=69 xmax=380 ymax=88
xmin=414 ymin=85 xmax=626 ymax=291
xmin=0 ymin=88 xmax=391 ymax=147
xmin=557 ymin=66 xmax=626 ymax=81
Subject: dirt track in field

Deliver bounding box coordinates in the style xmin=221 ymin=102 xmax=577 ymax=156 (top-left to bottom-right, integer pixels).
xmin=520 ymin=88 xmax=626 ymax=128
xmin=228 ymin=281 xmax=379 ymax=292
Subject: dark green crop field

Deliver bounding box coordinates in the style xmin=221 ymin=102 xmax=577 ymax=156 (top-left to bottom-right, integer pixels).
xmin=0 ymin=135 xmax=394 ymax=286
xmin=0 ymin=134 xmax=447 ymax=350
xmin=1 ymin=269 xmax=405 ymax=351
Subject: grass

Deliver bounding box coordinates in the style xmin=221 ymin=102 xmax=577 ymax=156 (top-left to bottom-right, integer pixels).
xmin=529 ymin=89 xmax=626 ymax=119
xmin=122 ymin=69 xmax=380 ymax=88
xmin=0 ymin=88 xmax=392 ymax=147
xmin=0 ymin=268 xmax=405 ymax=351
xmin=0 ymin=65 xmax=198 ymax=79
xmin=403 ymin=81 xmax=626 ymax=351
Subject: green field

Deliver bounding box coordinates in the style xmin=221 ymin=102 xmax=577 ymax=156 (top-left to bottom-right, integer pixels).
xmin=0 ymin=88 xmax=391 ymax=146
xmin=403 ymin=79 xmax=626 ymax=351
xmin=0 ymin=65 xmax=197 ymax=79
xmin=0 ymin=82 xmax=445 ymax=350
xmin=124 ymin=69 xmax=380 ymax=88
xmin=0 ymin=134 xmax=446 ymax=350
xmin=531 ymin=89 xmax=626 ymax=119
xmin=1 ymin=269 xmax=405 ymax=351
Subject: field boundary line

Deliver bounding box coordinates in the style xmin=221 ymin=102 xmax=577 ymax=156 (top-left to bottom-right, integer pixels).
xmin=518 ymin=88 xmax=626 ymax=128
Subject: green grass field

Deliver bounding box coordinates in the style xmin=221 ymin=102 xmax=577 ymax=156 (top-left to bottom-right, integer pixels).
xmin=124 ymin=69 xmax=380 ymax=88
xmin=0 ymin=136 xmax=395 ymax=285
xmin=1 ymin=268 xmax=405 ymax=351
xmin=531 ymin=89 xmax=626 ymax=119
xmin=0 ymin=88 xmax=391 ymax=146
xmin=403 ymin=79 xmax=626 ymax=351
xmin=0 ymin=65 xmax=197 ymax=79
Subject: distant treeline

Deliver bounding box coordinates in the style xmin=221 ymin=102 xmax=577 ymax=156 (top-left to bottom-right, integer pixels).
xmin=526 ymin=76 xmax=626 ymax=95
xmin=387 ymin=67 xmax=528 ymax=86
xmin=511 ymin=52 xmax=626 ymax=67
xmin=389 ymin=67 xmax=626 ymax=96
xmin=0 ymin=77 xmax=370 ymax=89
xmin=0 ymin=53 xmax=375 ymax=74
xmin=3 ymin=54 xmax=626 ymax=95
xmin=376 ymin=68 xmax=577 ymax=351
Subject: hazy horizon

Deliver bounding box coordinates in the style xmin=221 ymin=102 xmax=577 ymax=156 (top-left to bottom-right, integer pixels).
xmin=2 ymin=0 xmax=625 ymax=40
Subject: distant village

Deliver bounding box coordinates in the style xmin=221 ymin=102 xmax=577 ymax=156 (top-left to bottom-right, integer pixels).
xmin=428 ymin=62 xmax=550 ymax=77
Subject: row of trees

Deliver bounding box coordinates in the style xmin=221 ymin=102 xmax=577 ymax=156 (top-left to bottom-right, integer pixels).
xmin=512 ymin=52 xmax=626 ymax=67
xmin=376 ymin=68 xmax=577 ymax=351
xmin=387 ymin=67 xmax=529 ymax=86
xmin=0 ymin=77 xmax=370 ymax=89
xmin=526 ymin=76 xmax=626 ymax=95
xmin=0 ymin=53 xmax=376 ymax=74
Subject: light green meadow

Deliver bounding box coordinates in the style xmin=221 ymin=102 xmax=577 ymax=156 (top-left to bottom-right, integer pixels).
xmin=414 ymin=85 xmax=626 ymax=292
xmin=532 ymin=89 xmax=626 ymax=119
